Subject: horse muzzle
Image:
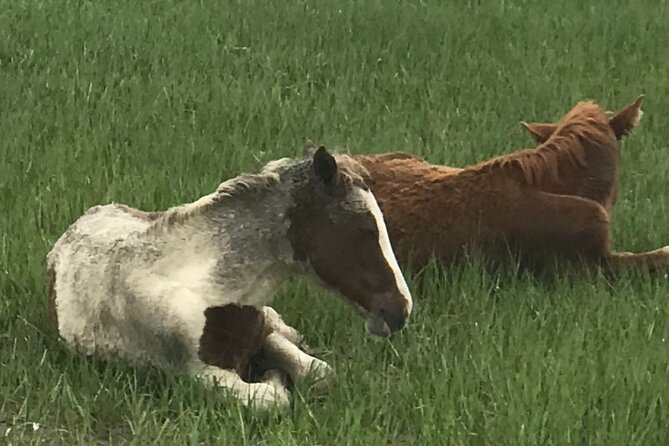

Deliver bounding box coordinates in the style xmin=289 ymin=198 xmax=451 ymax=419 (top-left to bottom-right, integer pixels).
xmin=365 ymin=299 xmax=409 ymax=338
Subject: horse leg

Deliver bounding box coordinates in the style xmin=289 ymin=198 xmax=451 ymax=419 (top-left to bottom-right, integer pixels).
xmin=189 ymin=362 xmax=290 ymax=409
xmin=259 ymin=332 xmax=333 ymax=389
xmin=261 ymin=306 xmax=303 ymax=345
xmin=517 ymin=191 xmax=669 ymax=272
xmin=505 ymin=191 xmax=612 ymax=266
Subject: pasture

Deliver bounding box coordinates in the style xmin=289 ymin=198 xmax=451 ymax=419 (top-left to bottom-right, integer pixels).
xmin=2 ymin=0 xmax=669 ymax=444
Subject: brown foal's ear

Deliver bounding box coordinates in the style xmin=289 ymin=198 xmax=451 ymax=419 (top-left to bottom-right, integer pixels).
xmin=312 ymin=146 xmax=338 ymax=185
xmin=520 ymin=121 xmax=558 ymax=144
xmin=608 ymin=94 xmax=644 ymax=140
xmin=303 ymin=140 xmax=319 ymax=158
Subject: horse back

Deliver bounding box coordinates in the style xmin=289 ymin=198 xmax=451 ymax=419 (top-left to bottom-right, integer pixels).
xmin=356 ymin=137 xmax=615 ymax=270
xmin=357 ymin=156 xmax=482 ymax=266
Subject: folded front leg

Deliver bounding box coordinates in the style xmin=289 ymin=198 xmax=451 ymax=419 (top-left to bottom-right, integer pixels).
xmin=260 ymin=332 xmax=333 ymax=388
xmin=189 ymin=361 xmax=290 ymax=410
xmin=262 ymin=306 xmax=304 ymax=345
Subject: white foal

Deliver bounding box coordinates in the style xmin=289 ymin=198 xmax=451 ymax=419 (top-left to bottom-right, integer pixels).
xmin=47 ymin=146 xmax=412 ymax=410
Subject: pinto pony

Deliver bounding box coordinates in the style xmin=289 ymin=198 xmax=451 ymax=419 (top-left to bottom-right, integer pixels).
xmin=47 ymin=147 xmax=412 ymax=409
xmin=336 ymin=96 xmax=669 ymax=272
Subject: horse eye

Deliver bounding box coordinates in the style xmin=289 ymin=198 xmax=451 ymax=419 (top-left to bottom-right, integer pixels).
xmin=360 ymin=226 xmax=378 ymax=236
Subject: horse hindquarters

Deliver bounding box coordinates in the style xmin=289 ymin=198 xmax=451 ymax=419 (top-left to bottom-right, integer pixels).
xmin=498 ymin=191 xmax=669 ymax=272
xmin=497 ymin=191 xmax=612 ymax=267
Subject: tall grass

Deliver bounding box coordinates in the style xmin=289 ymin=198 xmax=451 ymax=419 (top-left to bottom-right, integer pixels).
xmin=1 ymin=0 xmax=669 ymax=444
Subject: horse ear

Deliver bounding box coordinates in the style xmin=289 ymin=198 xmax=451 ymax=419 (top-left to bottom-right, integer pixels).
xmin=312 ymin=146 xmax=338 ymax=185
xmin=520 ymin=121 xmax=557 ymax=144
xmin=303 ymin=140 xmax=319 ymax=158
xmin=608 ymin=94 xmax=644 ymax=140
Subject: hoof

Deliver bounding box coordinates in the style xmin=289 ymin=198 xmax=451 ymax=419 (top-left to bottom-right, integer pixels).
xmin=306 ymin=359 xmax=334 ymax=392
xmin=262 ymin=368 xmax=289 ymax=388
xmin=249 ymin=381 xmax=290 ymax=410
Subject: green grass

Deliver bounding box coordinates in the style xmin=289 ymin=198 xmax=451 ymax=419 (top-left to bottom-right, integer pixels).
xmin=2 ymin=0 xmax=669 ymax=444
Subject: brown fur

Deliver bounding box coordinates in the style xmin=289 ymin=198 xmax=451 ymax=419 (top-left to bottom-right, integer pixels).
xmin=198 ymin=305 xmax=271 ymax=378
xmin=522 ymin=95 xmax=644 ymax=144
xmin=290 ymin=144 xmax=409 ymax=331
xmin=353 ymin=96 xmax=668 ymax=272
xmin=288 ymin=193 xmax=407 ymax=330
xmin=196 ymin=147 xmax=409 ymax=377
xmin=468 ymin=101 xmax=621 ymax=212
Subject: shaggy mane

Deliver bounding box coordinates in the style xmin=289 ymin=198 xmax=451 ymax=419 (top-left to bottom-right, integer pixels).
xmin=148 ymin=155 xmax=370 ymax=232
xmin=467 ymin=101 xmax=617 ymax=185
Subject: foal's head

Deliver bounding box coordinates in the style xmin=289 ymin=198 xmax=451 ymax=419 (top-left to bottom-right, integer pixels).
xmin=288 ymin=143 xmax=412 ymax=337
xmin=521 ymin=95 xmax=644 ymax=143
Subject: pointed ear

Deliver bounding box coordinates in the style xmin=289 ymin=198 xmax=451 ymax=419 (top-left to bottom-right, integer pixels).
xmin=312 ymin=146 xmax=338 ymax=185
xmin=608 ymin=95 xmax=644 ymax=140
xmin=520 ymin=121 xmax=558 ymax=144
xmin=303 ymin=140 xmax=319 ymax=158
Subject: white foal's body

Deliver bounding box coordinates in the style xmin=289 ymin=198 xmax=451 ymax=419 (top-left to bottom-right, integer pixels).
xmin=47 ymin=147 xmax=412 ymax=409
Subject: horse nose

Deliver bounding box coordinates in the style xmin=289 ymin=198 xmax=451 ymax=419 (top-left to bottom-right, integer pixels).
xmin=377 ymin=299 xmax=409 ymax=333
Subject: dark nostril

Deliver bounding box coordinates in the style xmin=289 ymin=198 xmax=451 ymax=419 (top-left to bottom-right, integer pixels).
xmin=378 ymin=306 xmax=406 ymax=332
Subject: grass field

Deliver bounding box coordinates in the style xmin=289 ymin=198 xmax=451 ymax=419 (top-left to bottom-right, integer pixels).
xmin=2 ymin=0 xmax=669 ymax=444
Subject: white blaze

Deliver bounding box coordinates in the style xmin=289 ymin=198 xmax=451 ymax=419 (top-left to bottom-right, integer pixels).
xmin=359 ymin=189 xmax=413 ymax=315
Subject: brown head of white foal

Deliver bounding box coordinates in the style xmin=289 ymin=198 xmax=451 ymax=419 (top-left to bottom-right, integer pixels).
xmin=289 ymin=143 xmax=412 ymax=336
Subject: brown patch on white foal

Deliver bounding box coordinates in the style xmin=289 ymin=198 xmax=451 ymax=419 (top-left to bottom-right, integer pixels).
xmin=47 ymin=147 xmax=412 ymax=409
xmin=349 ymin=95 xmax=669 ymax=272
xmin=198 ymin=305 xmax=270 ymax=377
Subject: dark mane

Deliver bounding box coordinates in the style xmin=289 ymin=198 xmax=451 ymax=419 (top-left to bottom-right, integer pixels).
xmin=466 ymin=101 xmax=617 ymax=185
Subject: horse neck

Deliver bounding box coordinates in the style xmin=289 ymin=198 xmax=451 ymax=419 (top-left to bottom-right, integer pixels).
xmin=187 ymin=185 xmax=298 ymax=306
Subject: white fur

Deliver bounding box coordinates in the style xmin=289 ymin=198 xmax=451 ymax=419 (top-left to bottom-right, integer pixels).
xmin=190 ymin=365 xmax=290 ymax=409
xmin=360 ymin=189 xmax=413 ymax=314
xmin=262 ymin=333 xmax=333 ymax=385
xmin=262 ymin=306 xmax=303 ymax=344
xmin=48 ymin=204 xmax=295 ymax=408
xmin=47 ymin=159 xmax=413 ymax=410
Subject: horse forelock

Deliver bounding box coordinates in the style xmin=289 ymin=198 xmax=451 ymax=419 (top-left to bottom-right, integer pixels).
xmin=332 ymin=154 xmax=370 ymax=189
xmin=471 ymin=100 xmax=615 ymax=186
